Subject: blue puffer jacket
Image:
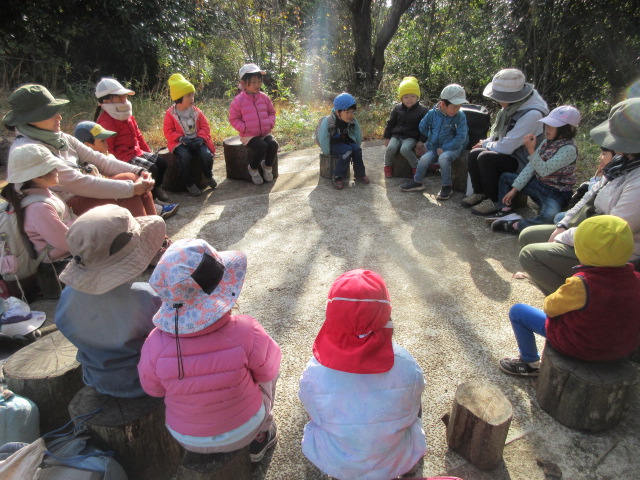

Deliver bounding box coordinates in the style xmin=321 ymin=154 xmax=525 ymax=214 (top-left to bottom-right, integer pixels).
xmin=418 ymin=104 xmax=468 ymax=152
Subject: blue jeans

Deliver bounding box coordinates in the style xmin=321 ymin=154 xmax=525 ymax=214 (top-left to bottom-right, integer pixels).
xmin=330 ymin=142 xmax=365 ymax=179
xmin=414 ymin=146 xmax=463 ymax=186
xmin=174 ymin=143 xmax=214 ymax=188
xmin=384 ymin=137 xmax=418 ymax=167
xmin=498 ymin=172 xmax=571 ymax=229
xmin=509 ymin=303 xmax=547 ymax=362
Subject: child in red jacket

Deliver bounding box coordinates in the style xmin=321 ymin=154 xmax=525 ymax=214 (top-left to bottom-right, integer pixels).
xmin=228 ymin=64 xmax=278 ymax=185
xmin=500 ymin=215 xmax=640 ymax=376
xmin=163 ymin=74 xmax=217 ymax=197
xmin=94 ymin=77 xmax=169 ymax=202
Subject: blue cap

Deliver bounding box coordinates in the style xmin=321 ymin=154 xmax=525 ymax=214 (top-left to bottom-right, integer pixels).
xmin=333 ymin=93 xmax=356 ymax=110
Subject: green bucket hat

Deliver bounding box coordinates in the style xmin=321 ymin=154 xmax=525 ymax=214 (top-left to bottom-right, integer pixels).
xmin=590 ymin=97 xmax=640 ymax=153
xmin=2 ymin=84 xmax=69 ymax=126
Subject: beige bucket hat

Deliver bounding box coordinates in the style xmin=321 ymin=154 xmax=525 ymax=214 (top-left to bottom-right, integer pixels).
xmin=7 ymin=144 xmax=63 ymax=184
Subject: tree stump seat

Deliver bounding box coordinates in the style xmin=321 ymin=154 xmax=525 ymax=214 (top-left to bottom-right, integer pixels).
xmin=68 ymin=386 xmax=181 ymax=480
xmin=445 ymin=380 xmax=513 ymax=470
xmin=391 ymin=151 xmax=414 ymax=178
xmin=319 ymin=153 xmax=351 ymax=180
xmin=174 ymin=446 xmax=251 ymax=480
xmin=223 ymin=136 xmax=279 ymax=182
xmin=536 ymin=343 xmax=636 ymax=432
xmin=3 ymin=330 xmax=83 ymax=433
xmin=157 ymin=147 xmax=210 ymax=193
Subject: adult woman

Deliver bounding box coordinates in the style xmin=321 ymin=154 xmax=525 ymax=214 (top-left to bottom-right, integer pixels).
xmin=3 ymin=84 xmax=155 ymax=216
xmin=519 ymin=97 xmax=640 ymax=295
xmin=462 ymin=69 xmax=549 ymax=215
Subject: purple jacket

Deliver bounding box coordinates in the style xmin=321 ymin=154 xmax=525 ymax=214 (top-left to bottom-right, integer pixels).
xmin=137 ymin=312 xmax=281 ymax=437
xmin=228 ymin=91 xmax=276 ymax=138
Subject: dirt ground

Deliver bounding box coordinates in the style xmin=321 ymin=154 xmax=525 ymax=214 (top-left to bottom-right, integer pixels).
xmin=3 ymin=142 xmax=639 ymax=480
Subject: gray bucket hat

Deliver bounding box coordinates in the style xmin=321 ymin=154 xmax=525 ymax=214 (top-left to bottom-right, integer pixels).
xmin=483 ymin=69 xmax=534 ymax=103
xmin=2 ymin=84 xmax=69 ymax=126
xmin=590 ymin=97 xmax=640 ymax=153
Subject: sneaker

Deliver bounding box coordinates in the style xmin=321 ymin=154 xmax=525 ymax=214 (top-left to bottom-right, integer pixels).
xmin=461 ymin=192 xmax=486 ymax=208
xmin=248 ymin=166 xmax=264 ymax=185
xmin=400 ymin=181 xmax=425 ymax=192
xmin=159 ymin=203 xmax=179 ymax=220
xmin=261 ymin=160 xmax=274 ymax=182
xmin=249 ymin=423 xmax=277 ymax=463
xmin=383 ymin=166 xmax=393 ymax=178
xmin=332 ymin=177 xmax=344 ymax=190
xmin=436 ymin=185 xmax=453 ymax=200
xmin=499 ymin=356 xmax=540 ymax=377
xmin=207 ymin=177 xmax=217 ymax=189
xmin=484 ymin=212 xmax=522 ymax=226
xmin=187 ymin=184 xmax=201 ymax=197
xmin=355 ymin=175 xmax=370 ymax=184
xmin=153 ymin=186 xmax=169 ymax=202
xmin=491 ymin=219 xmax=520 ymax=233
xmin=471 ymin=198 xmax=500 ymax=215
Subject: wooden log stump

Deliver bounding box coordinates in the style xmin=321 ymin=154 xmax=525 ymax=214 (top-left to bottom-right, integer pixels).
xmin=223 ymin=136 xmax=279 ymax=182
xmin=4 ymin=330 xmax=83 ymax=433
xmin=536 ymin=343 xmax=635 ymax=432
xmin=451 ymin=150 xmax=469 ymax=193
xmin=68 ymin=386 xmax=181 ymax=480
xmin=392 ymin=151 xmax=413 ymax=178
xmin=175 ymin=446 xmax=251 ymax=480
xmin=158 ymin=147 xmax=209 ymax=193
xmin=446 ymin=380 xmax=512 ymax=470
xmin=319 ymin=153 xmax=351 ymax=180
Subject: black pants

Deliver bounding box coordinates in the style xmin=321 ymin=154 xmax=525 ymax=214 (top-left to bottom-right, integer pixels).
xmin=467 ymin=148 xmax=519 ymax=202
xmin=246 ymin=135 xmax=278 ymax=170
xmin=174 ymin=143 xmax=214 ymax=187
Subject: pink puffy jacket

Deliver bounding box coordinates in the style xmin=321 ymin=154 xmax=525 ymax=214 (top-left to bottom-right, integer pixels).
xmin=137 ymin=313 xmax=281 ymax=437
xmin=228 ymin=91 xmax=276 ymax=138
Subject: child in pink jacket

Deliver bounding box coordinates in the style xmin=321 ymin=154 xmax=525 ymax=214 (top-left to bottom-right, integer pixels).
xmin=137 ymin=239 xmax=281 ymax=462
xmin=228 ymin=64 xmax=278 ymax=185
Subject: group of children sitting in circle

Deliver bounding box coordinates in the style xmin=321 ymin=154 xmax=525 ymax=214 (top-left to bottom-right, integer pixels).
xmin=2 ymin=63 xmax=640 ymax=479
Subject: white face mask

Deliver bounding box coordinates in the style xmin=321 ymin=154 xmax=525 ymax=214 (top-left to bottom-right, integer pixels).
xmin=101 ymin=100 xmax=133 ymax=121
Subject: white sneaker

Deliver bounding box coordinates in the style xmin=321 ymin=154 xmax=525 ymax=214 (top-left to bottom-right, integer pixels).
xmin=261 ymin=160 xmax=273 ymax=182
xmin=248 ymin=166 xmax=264 ymax=185
xmin=484 ymin=213 xmax=523 ymax=226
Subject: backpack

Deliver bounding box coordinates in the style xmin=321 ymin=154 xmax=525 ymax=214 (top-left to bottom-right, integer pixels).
xmin=0 ymin=195 xmax=58 ymax=283
xmin=314 ymin=115 xmax=331 ymax=147
xmin=461 ymin=105 xmax=491 ymax=150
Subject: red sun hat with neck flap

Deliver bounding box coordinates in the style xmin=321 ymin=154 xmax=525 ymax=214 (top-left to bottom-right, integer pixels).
xmin=313 ymin=269 xmax=394 ymax=374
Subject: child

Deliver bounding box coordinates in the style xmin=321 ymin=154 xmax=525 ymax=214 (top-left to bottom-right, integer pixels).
xmin=316 ymin=93 xmax=368 ymax=190
xmin=491 ymin=106 xmax=579 ymax=233
xmin=383 ymin=77 xmax=428 ymax=178
xmin=500 ymin=215 xmax=640 ymax=376
xmin=163 ymin=73 xmax=217 ymax=197
xmin=298 ymin=269 xmax=426 ymax=479
xmin=401 ymin=84 xmax=468 ymax=200
xmin=74 ymin=121 xmax=179 ymax=220
xmin=228 ymin=64 xmax=278 ymax=185
xmin=138 ymin=239 xmax=281 ymax=461
xmin=1 ymin=144 xmax=75 ymax=295
xmin=94 ymin=77 xmax=169 ymax=201
xmin=56 ymin=204 xmax=166 ymax=397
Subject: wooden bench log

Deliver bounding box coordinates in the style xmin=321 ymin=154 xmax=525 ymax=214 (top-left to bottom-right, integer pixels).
xmin=391 ymin=151 xmax=414 ymax=179
xmin=68 ymin=386 xmax=181 ymax=480
xmin=446 ymin=380 xmax=512 ymax=470
xmin=319 ymin=153 xmax=351 ymax=180
xmin=223 ymin=136 xmax=279 ymax=182
xmin=536 ymin=343 xmax=635 ymax=432
xmin=158 ymin=147 xmax=210 ymax=193
xmin=174 ymin=446 xmax=251 ymax=480
xmin=4 ymin=330 xmax=83 ymax=433
xmin=451 ymin=150 xmax=469 ymax=193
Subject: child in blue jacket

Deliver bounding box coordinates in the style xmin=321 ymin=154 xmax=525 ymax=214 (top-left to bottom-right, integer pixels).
xmin=401 ymin=84 xmax=469 ymax=200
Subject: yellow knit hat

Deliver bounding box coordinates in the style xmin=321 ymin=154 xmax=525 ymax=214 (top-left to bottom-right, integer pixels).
xmin=168 ymin=74 xmax=195 ymax=101
xmin=398 ymin=77 xmax=420 ymax=101
xmin=574 ymin=215 xmax=634 ymax=267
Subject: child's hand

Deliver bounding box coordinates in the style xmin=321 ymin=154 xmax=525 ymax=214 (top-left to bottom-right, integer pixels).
xmin=192 ymin=137 xmax=204 ymax=147
xmin=502 ymin=188 xmax=518 ymax=206
xmin=436 ymin=148 xmax=444 ymax=156
xmin=523 ymin=134 xmax=536 ymax=154
xmin=384 ymin=138 xmax=390 ymax=147
xmin=415 ymin=142 xmax=426 ymax=157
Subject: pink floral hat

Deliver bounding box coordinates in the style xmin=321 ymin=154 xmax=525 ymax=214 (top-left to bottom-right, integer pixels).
xmin=150 ymin=239 xmax=247 ymax=334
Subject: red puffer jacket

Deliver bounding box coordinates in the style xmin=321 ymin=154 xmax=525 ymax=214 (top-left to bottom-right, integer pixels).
xmin=228 ymin=91 xmax=276 ymax=138
xmin=163 ymin=105 xmax=216 ymax=154
xmin=96 ymin=111 xmax=150 ymax=162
